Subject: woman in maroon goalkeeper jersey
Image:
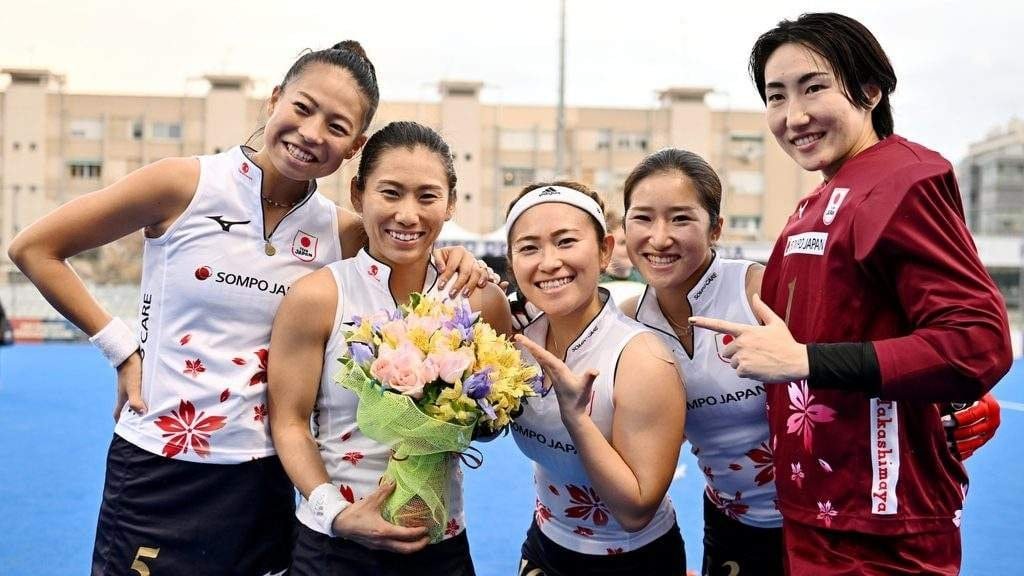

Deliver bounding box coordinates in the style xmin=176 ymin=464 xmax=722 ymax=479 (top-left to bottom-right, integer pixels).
xmin=690 ymin=12 xmax=1013 ymax=576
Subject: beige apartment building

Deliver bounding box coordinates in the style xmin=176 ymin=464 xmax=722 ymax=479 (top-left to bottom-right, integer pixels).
xmin=0 ymin=68 xmax=819 ymax=283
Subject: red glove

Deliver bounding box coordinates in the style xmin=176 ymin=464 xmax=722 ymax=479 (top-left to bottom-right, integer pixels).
xmin=943 ymin=393 xmax=1001 ymax=460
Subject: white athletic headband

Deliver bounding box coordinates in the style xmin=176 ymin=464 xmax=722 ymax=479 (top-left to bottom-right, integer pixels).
xmin=506 ymin=185 xmax=608 ymax=241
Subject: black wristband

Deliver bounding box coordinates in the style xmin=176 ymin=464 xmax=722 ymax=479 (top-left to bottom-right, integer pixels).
xmin=806 ymin=342 xmax=882 ymax=396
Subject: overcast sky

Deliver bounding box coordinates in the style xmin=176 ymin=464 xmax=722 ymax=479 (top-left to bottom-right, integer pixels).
xmin=2 ymin=0 xmax=1021 ymax=162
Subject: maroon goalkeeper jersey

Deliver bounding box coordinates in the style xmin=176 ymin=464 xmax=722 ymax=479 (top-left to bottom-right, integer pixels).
xmin=761 ymin=135 xmax=1012 ymax=534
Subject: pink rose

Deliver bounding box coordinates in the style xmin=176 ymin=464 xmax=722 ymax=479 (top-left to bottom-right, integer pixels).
xmin=427 ymin=349 xmax=474 ymax=385
xmin=406 ymin=314 xmax=443 ymax=334
xmin=379 ymin=319 xmax=408 ymax=343
xmin=370 ymin=342 xmax=438 ymax=400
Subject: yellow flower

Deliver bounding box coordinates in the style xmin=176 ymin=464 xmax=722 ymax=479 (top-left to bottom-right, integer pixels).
xmin=348 ymin=319 xmax=375 ymax=345
xmin=406 ymin=326 xmax=433 ymax=354
xmin=428 ymin=329 xmax=463 ymax=354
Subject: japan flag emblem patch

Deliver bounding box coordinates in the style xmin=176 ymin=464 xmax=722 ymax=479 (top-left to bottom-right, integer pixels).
xmin=291 ymin=230 xmax=318 ymax=262
xmin=715 ymin=333 xmax=736 ymax=364
xmin=822 ymin=188 xmax=849 ymax=225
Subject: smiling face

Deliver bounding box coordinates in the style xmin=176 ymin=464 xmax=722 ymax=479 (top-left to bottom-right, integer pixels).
xmin=625 ymin=170 xmax=721 ymax=293
xmin=261 ymin=62 xmax=368 ymax=182
xmin=764 ymin=42 xmax=880 ymax=179
xmin=509 ymin=203 xmax=613 ymax=320
xmin=351 ymin=145 xmax=453 ymax=268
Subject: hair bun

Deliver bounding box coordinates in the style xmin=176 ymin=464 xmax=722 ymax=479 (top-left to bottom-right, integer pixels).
xmin=332 ymin=40 xmax=368 ymax=60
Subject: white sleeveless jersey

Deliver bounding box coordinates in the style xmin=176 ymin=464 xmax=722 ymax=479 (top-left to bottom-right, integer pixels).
xmin=635 ymin=255 xmax=781 ymax=528
xmin=115 ymin=146 xmax=342 ymax=464
xmin=512 ymin=291 xmax=678 ymax=554
xmin=295 ymin=249 xmax=468 ymax=539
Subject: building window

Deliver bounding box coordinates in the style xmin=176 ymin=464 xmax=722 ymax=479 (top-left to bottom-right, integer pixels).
xmin=502 ymin=167 xmax=536 ymax=187
xmin=729 ymin=132 xmax=765 ymax=163
xmin=29 ymin=185 xmax=37 ymax=193
xmin=69 ymin=119 xmax=104 ymax=140
xmin=29 ymin=142 xmax=37 ymax=151
xmin=615 ymin=133 xmax=648 ymax=152
xmin=151 ymin=122 xmax=182 ymax=140
xmin=501 ymin=130 xmax=554 ymax=152
xmin=131 ymin=121 xmax=144 ymax=140
xmin=728 ymin=171 xmax=764 ymax=196
xmin=12 ymin=185 xmax=20 ymax=193
xmin=729 ymin=215 xmax=761 ymax=234
xmin=12 ymin=142 xmax=20 ymax=151
xmin=69 ymin=161 xmax=103 ymax=179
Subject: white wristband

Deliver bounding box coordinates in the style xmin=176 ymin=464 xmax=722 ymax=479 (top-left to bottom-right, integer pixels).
xmin=89 ymin=317 xmax=140 ymax=368
xmin=308 ymin=483 xmax=348 ymax=536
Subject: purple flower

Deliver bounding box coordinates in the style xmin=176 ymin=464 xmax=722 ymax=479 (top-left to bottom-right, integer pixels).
xmin=529 ymin=372 xmax=546 ymax=395
xmin=348 ymin=342 xmax=374 ymax=367
xmin=476 ymin=398 xmax=497 ymax=420
xmin=443 ymin=299 xmax=479 ymax=343
xmin=464 ymin=369 xmax=493 ymax=400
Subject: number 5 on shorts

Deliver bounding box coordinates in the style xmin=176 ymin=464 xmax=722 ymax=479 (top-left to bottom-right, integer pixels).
xmin=130 ymin=546 xmax=161 ymax=576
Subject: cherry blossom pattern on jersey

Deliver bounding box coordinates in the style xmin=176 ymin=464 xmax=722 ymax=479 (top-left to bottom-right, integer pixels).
xmin=445 ymin=518 xmax=461 ymax=538
xmin=253 ymin=403 xmax=268 ymax=422
xmin=535 ymin=499 xmax=554 ymax=525
xmin=786 ymin=380 xmax=837 ymax=452
xmin=154 ymin=399 xmax=227 ymax=458
xmin=564 ymin=484 xmax=610 ymax=526
xmin=607 ymin=547 xmax=624 ymax=555
xmin=340 ymin=484 xmax=355 ymax=504
xmin=183 ymin=358 xmax=205 ymax=378
xmin=790 ymin=462 xmax=805 ymax=489
xmin=707 ymin=489 xmax=750 ymax=521
xmin=816 ymin=500 xmax=838 ymax=527
xmin=342 ymin=451 xmax=364 ymax=466
xmin=746 ymin=441 xmax=775 ymax=486
xmin=249 ymin=348 xmax=269 ymax=386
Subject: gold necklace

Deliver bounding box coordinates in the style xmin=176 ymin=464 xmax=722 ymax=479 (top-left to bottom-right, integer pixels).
xmin=261 ymin=193 xmax=302 ymax=209
xmin=663 ymin=310 xmax=693 ymax=338
xmin=262 ymin=180 xmax=314 ymax=209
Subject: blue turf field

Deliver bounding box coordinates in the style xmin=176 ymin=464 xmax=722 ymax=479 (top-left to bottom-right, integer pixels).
xmin=0 ymin=344 xmax=1021 ymax=575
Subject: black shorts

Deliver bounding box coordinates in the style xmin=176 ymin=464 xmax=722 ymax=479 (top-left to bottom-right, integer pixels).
xmin=290 ymin=522 xmax=476 ymax=576
xmin=91 ymin=434 xmax=296 ymax=576
xmin=519 ymin=519 xmax=686 ymax=576
xmin=702 ymin=493 xmax=784 ymax=576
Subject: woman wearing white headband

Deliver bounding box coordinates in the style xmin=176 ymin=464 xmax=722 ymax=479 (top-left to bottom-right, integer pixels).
xmin=506 ymin=181 xmax=687 ymax=576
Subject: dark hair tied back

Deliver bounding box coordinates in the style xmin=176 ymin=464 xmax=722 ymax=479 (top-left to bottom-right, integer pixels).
xmin=279 ymin=40 xmax=380 ymax=132
xmin=353 ymin=121 xmax=458 ymax=202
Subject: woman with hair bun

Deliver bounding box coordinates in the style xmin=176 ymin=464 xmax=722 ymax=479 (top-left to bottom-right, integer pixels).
xmin=9 ymin=41 xmax=493 ymax=574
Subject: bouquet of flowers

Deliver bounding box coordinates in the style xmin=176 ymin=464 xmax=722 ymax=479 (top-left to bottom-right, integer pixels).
xmin=335 ymin=293 xmax=541 ymax=542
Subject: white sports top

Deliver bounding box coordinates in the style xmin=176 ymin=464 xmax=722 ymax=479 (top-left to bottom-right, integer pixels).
xmin=115 ymin=146 xmax=341 ymax=464
xmin=512 ymin=290 xmax=678 ymax=554
xmin=634 ymin=254 xmax=781 ymax=528
xmin=295 ymin=249 xmax=467 ymax=539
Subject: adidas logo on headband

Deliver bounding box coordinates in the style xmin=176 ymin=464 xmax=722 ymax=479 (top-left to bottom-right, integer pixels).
xmin=538 ymin=187 xmax=561 ymax=197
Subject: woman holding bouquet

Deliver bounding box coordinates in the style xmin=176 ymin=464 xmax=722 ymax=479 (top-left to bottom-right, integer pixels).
xmin=8 ymin=42 xmax=491 ymax=575
xmin=268 ymin=121 xmax=512 ymax=576
xmin=507 ymin=182 xmax=688 ymax=576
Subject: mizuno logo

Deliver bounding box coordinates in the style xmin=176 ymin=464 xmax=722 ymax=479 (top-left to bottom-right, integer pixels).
xmin=207 ymin=215 xmax=251 ymax=232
